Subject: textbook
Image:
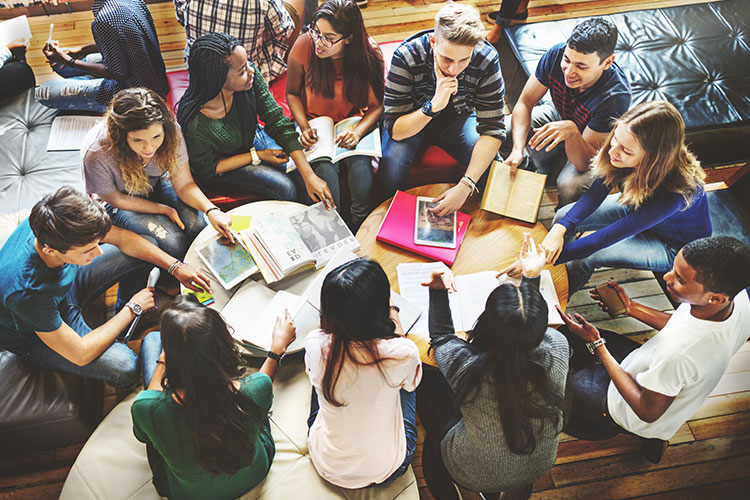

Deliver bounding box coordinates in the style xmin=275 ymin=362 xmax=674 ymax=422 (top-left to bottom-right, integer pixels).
xmin=397 ymin=262 xmax=563 ymax=335
xmin=480 ymin=161 xmax=547 ymax=223
xmin=298 ymin=116 xmax=381 ymax=165
xmin=240 ymin=202 xmax=359 ymax=284
xmin=376 ymin=191 xmax=470 ymax=266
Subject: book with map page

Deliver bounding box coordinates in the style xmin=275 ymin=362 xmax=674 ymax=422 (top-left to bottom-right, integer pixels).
xmin=196 ymin=235 xmax=259 ymax=289
xmin=298 ymin=116 xmax=381 ymax=165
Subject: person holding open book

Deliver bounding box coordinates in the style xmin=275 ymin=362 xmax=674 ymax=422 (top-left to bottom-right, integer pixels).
xmin=286 ymin=0 xmax=384 ymax=231
xmin=305 ymin=258 xmax=422 ymax=487
xmin=416 ymin=233 xmax=567 ymax=499
xmin=83 ymin=88 xmax=233 ymax=260
xmin=503 ymin=101 xmax=712 ymax=295
xmin=132 ymin=294 xmax=297 ymax=499
xmin=177 ymin=33 xmax=335 ymax=208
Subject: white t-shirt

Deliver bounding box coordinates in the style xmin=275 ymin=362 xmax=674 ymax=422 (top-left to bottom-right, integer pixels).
xmin=608 ymin=290 xmax=750 ymax=439
xmin=304 ymin=329 xmax=422 ymax=488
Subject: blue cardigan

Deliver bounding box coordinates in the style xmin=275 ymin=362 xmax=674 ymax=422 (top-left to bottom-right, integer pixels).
xmin=557 ymin=177 xmax=712 ymax=263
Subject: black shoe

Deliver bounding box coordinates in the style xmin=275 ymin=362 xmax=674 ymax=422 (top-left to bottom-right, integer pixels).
xmin=488 ymin=9 xmax=529 ymax=26
xmin=640 ymin=437 xmax=668 ymax=464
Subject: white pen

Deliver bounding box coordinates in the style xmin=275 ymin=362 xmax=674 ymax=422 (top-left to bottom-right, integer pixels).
xmin=48 ymin=23 xmax=54 ymax=42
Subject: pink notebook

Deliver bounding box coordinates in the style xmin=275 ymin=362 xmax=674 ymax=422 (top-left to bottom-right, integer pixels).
xmin=376 ymin=191 xmax=471 ymax=266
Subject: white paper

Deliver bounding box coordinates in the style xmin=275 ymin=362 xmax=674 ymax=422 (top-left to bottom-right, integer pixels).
xmin=454 ymin=271 xmax=503 ymax=331
xmin=390 ymin=290 xmax=422 ymax=335
xmin=47 ymin=116 xmax=105 ymax=151
xmin=0 ymin=16 xmax=32 ymax=47
xmin=397 ymin=262 xmax=461 ymax=335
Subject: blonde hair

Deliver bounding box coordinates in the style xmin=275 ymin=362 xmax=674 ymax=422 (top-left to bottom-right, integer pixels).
xmin=434 ymin=1 xmax=484 ymax=47
xmin=104 ymin=88 xmax=179 ymax=195
xmin=593 ymin=100 xmax=705 ymax=209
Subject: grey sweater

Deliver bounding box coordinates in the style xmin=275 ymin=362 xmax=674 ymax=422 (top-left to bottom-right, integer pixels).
xmin=429 ymin=282 xmax=569 ymax=491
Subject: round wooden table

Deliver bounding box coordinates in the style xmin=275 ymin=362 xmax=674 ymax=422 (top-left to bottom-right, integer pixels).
xmin=356 ymin=184 xmax=569 ymax=308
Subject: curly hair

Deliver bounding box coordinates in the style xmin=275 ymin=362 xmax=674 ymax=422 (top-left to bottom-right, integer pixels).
xmin=593 ymin=100 xmax=705 ymax=209
xmin=104 ymin=88 xmax=179 ymax=195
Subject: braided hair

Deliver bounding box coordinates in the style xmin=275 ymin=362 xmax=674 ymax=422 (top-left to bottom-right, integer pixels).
xmin=176 ymin=33 xmax=255 ymax=151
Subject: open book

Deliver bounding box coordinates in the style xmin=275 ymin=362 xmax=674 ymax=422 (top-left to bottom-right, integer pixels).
xmin=299 ymin=116 xmax=381 ymax=164
xmin=480 ymin=161 xmax=547 ymax=223
xmin=195 ymin=234 xmax=258 ymax=290
xmin=397 ymin=262 xmax=563 ymax=335
xmin=240 ymin=202 xmax=359 ymax=284
xmin=47 ymin=115 xmax=106 ymax=152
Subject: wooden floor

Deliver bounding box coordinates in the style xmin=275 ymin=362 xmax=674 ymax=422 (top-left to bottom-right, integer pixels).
xmin=4 ymin=1 xmax=749 ymax=499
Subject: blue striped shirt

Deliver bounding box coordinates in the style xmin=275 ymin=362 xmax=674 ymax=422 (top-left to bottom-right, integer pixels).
xmin=384 ymin=31 xmax=506 ymax=140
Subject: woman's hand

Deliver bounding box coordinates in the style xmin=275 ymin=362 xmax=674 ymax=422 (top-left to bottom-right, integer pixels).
xmin=518 ymin=232 xmax=545 ymax=279
xmin=173 ymin=263 xmax=211 ymax=293
xmin=335 ymin=129 xmax=361 ymax=150
xmin=421 ymin=270 xmax=456 ymax=291
xmin=271 ymin=308 xmax=297 ymax=354
xmin=161 ymin=205 xmax=185 ymax=230
xmin=555 ymin=305 xmax=601 ymax=343
xmin=257 ymin=149 xmax=288 ymax=167
xmin=303 ymin=173 xmax=335 ymax=210
xmin=541 ymin=223 xmax=567 ymax=264
xmin=42 ymin=40 xmax=70 ymax=66
xmin=207 ymin=209 xmax=233 ymax=241
xmin=7 ymin=37 xmax=29 ymax=52
xmin=300 ymin=128 xmax=319 ymax=150
xmin=498 ymin=260 xmax=522 ymax=280
xmin=590 ymin=281 xmax=633 ymax=316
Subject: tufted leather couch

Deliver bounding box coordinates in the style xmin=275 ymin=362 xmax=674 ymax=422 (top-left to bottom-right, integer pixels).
xmin=0 ymin=89 xmax=103 ymax=454
xmin=497 ymin=0 xmax=750 ymax=168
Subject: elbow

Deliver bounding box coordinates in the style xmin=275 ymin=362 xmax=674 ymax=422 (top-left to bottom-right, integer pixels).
xmin=636 ymin=408 xmax=662 ymax=424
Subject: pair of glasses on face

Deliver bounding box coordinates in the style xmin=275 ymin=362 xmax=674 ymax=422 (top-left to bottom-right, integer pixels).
xmin=307 ymin=25 xmax=345 ymax=48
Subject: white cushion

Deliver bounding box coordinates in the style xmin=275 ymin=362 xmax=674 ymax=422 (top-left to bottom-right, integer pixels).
xmin=60 ymin=357 xmax=418 ymax=500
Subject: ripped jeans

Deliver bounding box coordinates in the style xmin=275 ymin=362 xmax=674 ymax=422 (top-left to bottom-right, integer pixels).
xmin=35 ymin=53 xmax=108 ymax=113
xmin=106 ymin=176 xmax=207 ymax=259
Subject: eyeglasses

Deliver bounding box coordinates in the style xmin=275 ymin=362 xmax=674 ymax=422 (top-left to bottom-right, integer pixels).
xmin=307 ymin=25 xmax=345 ymax=48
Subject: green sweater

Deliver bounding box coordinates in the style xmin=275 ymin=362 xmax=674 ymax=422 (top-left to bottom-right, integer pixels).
xmin=131 ymin=372 xmax=275 ymax=500
xmin=182 ymin=67 xmax=302 ymax=182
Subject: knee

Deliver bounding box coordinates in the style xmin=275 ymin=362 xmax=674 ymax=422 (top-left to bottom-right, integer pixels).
xmin=278 ymin=176 xmax=298 ymax=201
xmin=557 ymin=177 xmax=587 ymax=207
xmin=552 ymin=201 xmax=575 ymax=225
xmin=106 ymin=352 xmax=139 ymax=389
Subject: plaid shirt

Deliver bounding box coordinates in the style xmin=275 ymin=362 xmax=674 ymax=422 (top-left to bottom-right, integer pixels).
xmin=174 ymin=0 xmax=295 ymax=82
xmin=384 ymin=30 xmax=506 ymax=140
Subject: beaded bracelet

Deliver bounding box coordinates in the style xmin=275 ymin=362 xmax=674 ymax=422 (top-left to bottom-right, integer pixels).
xmin=459 ymin=176 xmax=479 ymax=195
xmin=167 ymin=260 xmax=183 ymax=275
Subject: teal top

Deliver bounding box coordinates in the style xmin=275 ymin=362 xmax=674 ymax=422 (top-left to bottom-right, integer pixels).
xmin=131 ymin=372 xmax=275 ymax=500
xmin=182 ymin=66 xmax=302 ymax=182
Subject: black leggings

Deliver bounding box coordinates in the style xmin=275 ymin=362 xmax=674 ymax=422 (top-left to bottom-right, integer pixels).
xmin=0 ymin=60 xmax=35 ymax=101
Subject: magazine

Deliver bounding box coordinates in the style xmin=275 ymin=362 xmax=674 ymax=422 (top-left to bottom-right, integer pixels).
xmin=297 ymin=116 xmax=381 ymax=165
xmin=195 ymin=234 xmax=259 ymax=289
xmin=240 ymin=202 xmax=359 ymax=284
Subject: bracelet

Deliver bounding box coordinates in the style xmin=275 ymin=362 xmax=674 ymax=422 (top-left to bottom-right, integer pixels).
xmin=586 ymin=337 xmax=607 ymax=355
xmin=205 ymin=206 xmax=220 ymax=216
xmin=156 ymin=360 xmax=165 ymax=365
xmin=459 ymin=176 xmax=478 ymax=195
xmin=390 ymin=305 xmax=400 ymax=313
xmin=167 ymin=259 xmax=183 ymax=275
xmin=68 ymin=57 xmax=77 ymax=67
xmin=267 ymin=351 xmax=285 ymax=364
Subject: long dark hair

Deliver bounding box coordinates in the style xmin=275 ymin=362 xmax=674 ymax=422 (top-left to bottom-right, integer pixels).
xmin=176 ymin=33 xmax=255 ymax=151
xmin=446 ymin=281 xmax=565 ymax=455
xmin=307 ymin=0 xmax=384 ymax=109
xmin=160 ymin=295 xmax=268 ymax=475
xmin=319 ymin=258 xmax=399 ymax=406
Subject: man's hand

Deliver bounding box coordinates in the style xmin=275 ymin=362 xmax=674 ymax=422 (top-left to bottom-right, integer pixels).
xmin=207 ymin=209 xmax=233 ymax=242
xmin=519 ymin=232 xmax=545 ymax=278
xmin=303 ymin=173 xmax=335 ymax=210
xmin=300 ymin=128 xmax=318 ymax=149
xmin=505 ymin=149 xmax=524 ymax=179
xmin=257 ymin=149 xmax=288 ymax=166
xmin=160 ymin=205 xmax=185 ymax=230
xmin=529 ymin=120 xmax=579 ymax=152
xmin=42 ymin=40 xmax=70 ymax=66
xmin=173 ymin=264 xmax=211 ymax=293
xmin=271 ymin=308 xmax=297 ymax=354
xmin=431 ymin=56 xmax=458 ymax=112
xmin=421 ymin=270 xmax=456 ymax=292
xmin=541 ymin=223 xmax=567 ymax=264
xmin=430 ymin=183 xmax=471 ymax=216
xmin=556 ymin=305 xmax=601 ymax=343
xmin=129 ymin=287 xmax=155 ymax=313
xmin=335 ymin=128 xmax=361 ymax=149
xmin=591 ymin=281 xmax=634 ymax=316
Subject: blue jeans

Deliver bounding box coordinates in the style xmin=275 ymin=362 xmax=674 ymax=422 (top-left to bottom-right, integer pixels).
xmin=555 ymin=194 xmax=680 ymax=294
xmin=378 ymin=111 xmax=491 ymax=201
xmin=561 ymin=326 xmax=639 ymax=441
xmin=140 ymin=331 xmax=163 ymax=388
xmin=35 ymin=53 xmax=108 ymax=113
xmin=307 ymin=387 xmax=417 ymax=485
xmin=18 ymin=243 xmax=153 ymax=388
xmin=199 ymin=127 xmax=297 ymax=201
xmin=106 ymin=176 xmax=207 ymax=260
xmin=296 ymin=155 xmax=373 ymax=231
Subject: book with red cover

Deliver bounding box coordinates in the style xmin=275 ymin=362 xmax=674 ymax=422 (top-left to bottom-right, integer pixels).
xmin=376 ymin=191 xmax=471 ymax=266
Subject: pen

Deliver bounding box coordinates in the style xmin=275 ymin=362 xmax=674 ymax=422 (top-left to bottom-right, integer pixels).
xmin=47 ymin=23 xmax=54 ymax=42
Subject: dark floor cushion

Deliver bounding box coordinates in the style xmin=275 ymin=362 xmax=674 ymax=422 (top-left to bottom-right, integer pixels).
xmin=498 ymin=0 xmax=750 ymax=168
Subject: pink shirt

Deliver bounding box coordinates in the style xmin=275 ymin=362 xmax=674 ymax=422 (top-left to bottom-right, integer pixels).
xmin=304 ymin=329 xmax=422 ymax=488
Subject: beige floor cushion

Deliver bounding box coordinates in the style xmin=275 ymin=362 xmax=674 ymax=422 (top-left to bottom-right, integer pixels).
xmin=60 ymin=357 xmax=418 ymax=500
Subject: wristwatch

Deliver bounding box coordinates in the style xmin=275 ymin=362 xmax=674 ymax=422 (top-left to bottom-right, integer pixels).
xmin=125 ymin=302 xmax=142 ymax=316
xmin=249 ymin=147 xmax=261 ymax=166
xmin=267 ymin=350 xmax=285 ymax=364
xmin=421 ymin=100 xmax=438 ymax=117
xmin=586 ymin=337 xmax=606 ymax=355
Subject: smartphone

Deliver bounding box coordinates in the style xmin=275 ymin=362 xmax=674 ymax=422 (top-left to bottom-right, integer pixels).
xmin=595 ymin=283 xmax=627 ymax=317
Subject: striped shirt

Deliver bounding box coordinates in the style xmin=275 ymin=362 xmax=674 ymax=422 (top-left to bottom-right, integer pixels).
xmin=384 ymin=31 xmax=506 ymax=140
xmin=536 ymin=43 xmax=631 ymax=133
xmin=174 ymin=0 xmax=295 ymax=83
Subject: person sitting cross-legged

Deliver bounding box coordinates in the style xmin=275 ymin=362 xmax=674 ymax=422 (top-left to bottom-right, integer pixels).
xmin=558 ymin=236 xmax=750 ymax=464
xmin=0 ymin=186 xmax=211 ymax=388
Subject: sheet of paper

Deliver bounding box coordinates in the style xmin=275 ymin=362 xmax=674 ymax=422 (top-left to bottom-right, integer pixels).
xmin=0 ymin=16 xmax=32 ymax=47
xmin=397 ymin=262 xmax=461 ymax=335
xmin=391 ymin=290 xmax=422 ymax=335
xmin=454 ymin=271 xmax=503 ymax=331
xmin=46 ymin=116 xmax=105 ymax=151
